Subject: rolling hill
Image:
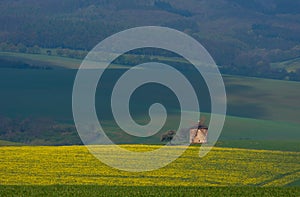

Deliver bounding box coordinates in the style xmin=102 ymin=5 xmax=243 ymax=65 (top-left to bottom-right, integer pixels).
xmin=0 ymin=53 xmax=299 ymax=146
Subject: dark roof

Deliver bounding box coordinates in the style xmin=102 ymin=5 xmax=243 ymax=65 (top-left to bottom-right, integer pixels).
xmin=189 ymin=124 xmax=208 ymax=130
xmin=199 ymin=125 xmax=208 ymax=129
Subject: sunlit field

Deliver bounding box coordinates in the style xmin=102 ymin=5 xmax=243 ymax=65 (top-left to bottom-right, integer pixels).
xmin=0 ymin=145 xmax=299 ymax=187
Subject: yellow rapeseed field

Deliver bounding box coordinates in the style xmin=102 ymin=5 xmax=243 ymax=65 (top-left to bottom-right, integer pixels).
xmin=0 ymin=145 xmax=299 ymax=186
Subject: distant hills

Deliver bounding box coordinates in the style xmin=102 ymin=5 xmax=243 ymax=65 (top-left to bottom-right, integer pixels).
xmin=1 ymin=0 xmax=300 ymax=80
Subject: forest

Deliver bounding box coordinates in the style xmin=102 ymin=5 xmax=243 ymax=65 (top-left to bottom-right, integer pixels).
xmin=1 ymin=0 xmax=300 ymax=80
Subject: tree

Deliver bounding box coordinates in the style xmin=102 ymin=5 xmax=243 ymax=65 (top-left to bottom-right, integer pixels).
xmin=160 ymin=130 xmax=176 ymax=142
xmin=17 ymin=43 xmax=27 ymax=53
xmin=27 ymin=45 xmax=41 ymax=54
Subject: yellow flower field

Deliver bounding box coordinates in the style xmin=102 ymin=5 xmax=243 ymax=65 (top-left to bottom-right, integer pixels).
xmin=0 ymin=145 xmax=299 ymax=186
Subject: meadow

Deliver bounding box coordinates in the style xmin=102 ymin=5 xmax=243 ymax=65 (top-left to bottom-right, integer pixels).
xmin=1 ymin=52 xmax=300 ymax=122
xmin=0 ymin=145 xmax=299 ymax=196
xmin=0 ymin=185 xmax=298 ymax=197
xmin=0 ymin=51 xmax=81 ymax=69
xmin=0 ymin=145 xmax=299 ymax=186
xmin=0 ymin=65 xmax=299 ymax=145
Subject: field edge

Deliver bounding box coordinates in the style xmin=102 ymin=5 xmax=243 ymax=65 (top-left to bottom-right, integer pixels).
xmin=0 ymin=185 xmax=299 ymax=197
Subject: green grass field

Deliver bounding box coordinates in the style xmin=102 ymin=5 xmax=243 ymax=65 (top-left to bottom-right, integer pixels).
xmin=1 ymin=53 xmax=300 ymax=123
xmin=224 ymin=75 xmax=300 ymax=123
xmin=0 ymin=52 xmax=300 ymax=146
xmin=0 ymin=140 xmax=23 ymax=146
xmin=0 ymin=51 xmax=81 ymax=69
xmin=0 ymin=185 xmax=299 ymax=196
xmin=215 ymin=140 xmax=300 ymax=152
xmin=0 ymin=51 xmax=136 ymax=70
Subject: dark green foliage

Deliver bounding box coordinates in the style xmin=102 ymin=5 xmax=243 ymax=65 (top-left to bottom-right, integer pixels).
xmin=160 ymin=130 xmax=176 ymax=142
xmin=154 ymin=1 xmax=192 ymax=17
xmin=0 ymin=186 xmax=298 ymax=197
xmin=0 ymin=116 xmax=81 ymax=145
xmin=1 ymin=0 xmax=300 ymax=77
xmin=231 ymin=0 xmax=300 ymax=14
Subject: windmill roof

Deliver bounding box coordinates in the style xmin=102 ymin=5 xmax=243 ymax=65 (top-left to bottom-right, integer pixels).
xmin=189 ymin=124 xmax=208 ymax=130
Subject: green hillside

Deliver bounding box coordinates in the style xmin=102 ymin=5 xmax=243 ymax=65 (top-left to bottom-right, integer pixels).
xmin=0 ymin=51 xmax=81 ymax=69
xmin=0 ymin=57 xmax=299 ymax=146
xmin=0 ymin=140 xmax=23 ymax=146
xmin=0 ymin=52 xmax=300 ymax=123
xmin=224 ymin=76 xmax=300 ymax=123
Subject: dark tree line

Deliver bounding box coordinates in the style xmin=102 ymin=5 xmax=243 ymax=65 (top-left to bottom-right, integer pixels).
xmin=1 ymin=0 xmax=300 ymax=81
xmin=0 ymin=116 xmax=81 ymax=145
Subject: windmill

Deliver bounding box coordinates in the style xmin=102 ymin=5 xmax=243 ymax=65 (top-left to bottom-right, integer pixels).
xmin=189 ymin=116 xmax=208 ymax=144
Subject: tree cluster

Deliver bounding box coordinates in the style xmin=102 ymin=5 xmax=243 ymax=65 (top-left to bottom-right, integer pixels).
xmin=0 ymin=116 xmax=81 ymax=145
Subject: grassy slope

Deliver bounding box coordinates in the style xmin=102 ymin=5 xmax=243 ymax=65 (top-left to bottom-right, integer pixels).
xmin=224 ymin=75 xmax=300 ymax=123
xmin=1 ymin=51 xmax=300 ymax=121
xmin=0 ymin=140 xmax=23 ymax=146
xmin=220 ymin=115 xmax=300 ymax=140
xmin=271 ymin=57 xmax=300 ymax=72
xmin=1 ymin=51 xmax=299 ymax=122
xmin=0 ymin=52 xmax=81 ymax=69
xmin=215 ymin=140 xmax=300 ymax=152
xmin=0 ymin=51 xmax=134 ymax=69
xmin=0 ymin=52 xmax=299 ymax=147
